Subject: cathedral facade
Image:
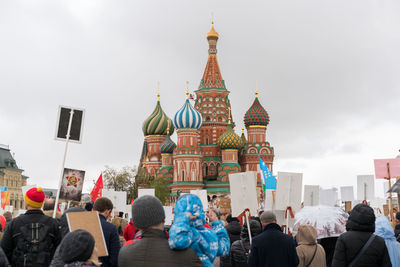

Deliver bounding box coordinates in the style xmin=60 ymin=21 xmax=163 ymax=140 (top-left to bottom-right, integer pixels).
xmin=141 ymin=23 xmax=274 ymax=200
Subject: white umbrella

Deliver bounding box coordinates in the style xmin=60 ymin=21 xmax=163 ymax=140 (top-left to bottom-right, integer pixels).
xmin=292 ymin=205 xmax=349 ymax=239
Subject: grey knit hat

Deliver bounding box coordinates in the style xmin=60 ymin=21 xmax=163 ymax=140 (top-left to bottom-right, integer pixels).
xmin=132 ymin=195 xmax=165 ymax=229
xmin=60 ymin=230 xmax=95 ymax=263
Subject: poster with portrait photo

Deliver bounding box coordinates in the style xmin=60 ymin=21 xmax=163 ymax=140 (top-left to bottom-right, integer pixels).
xmin=59 ymin=168 xmax=85 ymax=201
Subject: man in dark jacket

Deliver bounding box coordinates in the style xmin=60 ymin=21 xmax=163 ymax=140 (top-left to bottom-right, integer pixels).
xmin=231 ymin=220 xmax=262 ymax=267
xmin=118 ymin=195 xmax=202 ymax=267
xmin=247 ymin=211 xmax=299 ymax=267
xmin=221 ymin=215 xmax=242 ymax=267
xmin=331 ymin=204 xmax=392 ymax=267
xmin=93 ymin=197 xmax=121 ymax=267
xmin=1 ymin=187 xmax=60 ymax=266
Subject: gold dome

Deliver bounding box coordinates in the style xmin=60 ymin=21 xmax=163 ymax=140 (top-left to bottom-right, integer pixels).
xmin=206 ymin=22 xmax=219 ymax=40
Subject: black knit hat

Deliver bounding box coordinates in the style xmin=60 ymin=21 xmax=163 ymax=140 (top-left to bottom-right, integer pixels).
xmin=60 ymin=230 xmax=95 ymax=263
xmin=346 ymin=204 xmax=375 ymax=232
xmin=132 ymin=195 xmax=165 ymax=229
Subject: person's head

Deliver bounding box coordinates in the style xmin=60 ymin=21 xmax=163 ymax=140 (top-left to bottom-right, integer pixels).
xmin=346 ymin=204 xmax=375 ymax=232
xmin=118 ymin=211 xmax=124 ymax=218
xmin=295 ymin=224 xmax=317 ymax=245
xmin=59 ymin=230 xmax=100 ymax=266
xmin=241 ymin=219 xmax=262 ymax=239
xmin=3 ymin=211 xmax=12 ymax=221
xmin=43 ymin=198 xmax=55 ymax=211
xmin=84 ymin=202 xmax=93 ymax=211
xmin=24 ymin=187 xmax=45 ymax=210
xmin=226 ymin=214 xmax=239 ymax=223
xmin=396 ymin=212 xmax=400 ymax=223
xmin=131 ymin=195 xmax=165 ymax=230
xmin=93 ymin=197 xmax=113 ymax=219
xmin=260 ymin=211 xmax=277 ymax=228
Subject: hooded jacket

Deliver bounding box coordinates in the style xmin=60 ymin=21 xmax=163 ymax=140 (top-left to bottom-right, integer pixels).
xmin=221 ymin=219 xmax=243 ymax=267
xmin=230 ymin=220 xmax=262 ymax=267
xmin=331 ymin=204 xmax=392 ymax=267
xmin=123 ymin=220 xmax=136 ymax=241
xmin=168 ymin=194 xmax=230 ymax=267
xmin=295 ymin=224 xmax=326 ymax=267
xmin=374 ymin=216 xmax=400 ymax=267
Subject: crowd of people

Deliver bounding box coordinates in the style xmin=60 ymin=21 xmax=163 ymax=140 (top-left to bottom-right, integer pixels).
xmin=0 ymin=186 xmax=399 ymax=266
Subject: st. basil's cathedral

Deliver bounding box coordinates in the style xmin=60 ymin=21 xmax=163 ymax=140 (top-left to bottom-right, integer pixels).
xmin=140 ymin=23 xmax=274 ymax=201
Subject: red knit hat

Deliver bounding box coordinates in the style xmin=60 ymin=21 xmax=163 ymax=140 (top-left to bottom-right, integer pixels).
xmin=24 ymin=187 xmax=45 ymax=208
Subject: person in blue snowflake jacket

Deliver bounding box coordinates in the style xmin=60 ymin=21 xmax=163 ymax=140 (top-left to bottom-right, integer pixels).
xmin=168 ymin=194 xmax=230 ymax=267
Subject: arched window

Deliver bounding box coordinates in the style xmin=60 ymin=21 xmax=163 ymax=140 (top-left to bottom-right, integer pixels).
xmin=205 ymin=137 xmax=209 ymax=145
xmin=209 ymin=164 xmax=215 ymax=174
xmin=203 ymin=164 xmax=208 ymax=176
xmin=206 ymin=116 xmax=211 ymax=122
xmin=182 ymin=170 xmax=185 ymax=182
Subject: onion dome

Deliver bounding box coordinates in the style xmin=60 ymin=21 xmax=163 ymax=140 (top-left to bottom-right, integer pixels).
xmin=244 ymin=91 xmax=270 ymax=127
xmin=240 ymin=128 xmax=247 ymax=144
xmin=218 ymin=123 xmax=243 ymax=150
xmin=174 ymin=91 xmax=202 ymax=130
xmin=142 ymin=94 xmax=174 ymax=136
xmin=206 ymin=21 xmax=219 ymax=40
xmin=159 ymin=129 xmax=176 ymax=154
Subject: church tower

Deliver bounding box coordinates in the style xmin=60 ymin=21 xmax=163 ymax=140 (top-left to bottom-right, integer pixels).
xmin=142 ymin=93 xmax=174 ymax=176
xmin=195 ymin=22 xmax=232 ymax=183
xmin=171 ymin=90 xmax=204 ymax=195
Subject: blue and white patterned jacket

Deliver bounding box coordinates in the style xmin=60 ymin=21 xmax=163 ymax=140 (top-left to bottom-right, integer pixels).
xmin=168 ymin=194 xmax=230 ymax=267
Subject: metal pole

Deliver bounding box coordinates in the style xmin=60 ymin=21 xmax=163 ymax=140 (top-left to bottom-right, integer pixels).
xmin=53 ymin=109 xmax=74 ymax=218
xmin=285 ymin=176 xmax=292 ymax=234
xmin=387 ymin=163 xmax=393 ymax=222
xmin=245 ymin=209 xmax=252 ymax=245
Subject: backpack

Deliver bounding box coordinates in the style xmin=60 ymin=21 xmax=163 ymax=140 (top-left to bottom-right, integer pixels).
xmin=12 ymin=216 xmax=56 ymax=267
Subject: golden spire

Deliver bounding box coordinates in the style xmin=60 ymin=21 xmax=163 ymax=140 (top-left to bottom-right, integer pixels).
xmin=255 ymin=90 xmax=258 ymax=98
xmin=186 ymin=81 xmax=189 ymax=100
xmin=206 ymin=21 xmax=219 ymax=40
xmin=242 ymin=127 xmax=244 ymax=134
xmin=228 ymin=107 xmax=231 ymax=124
xmin=167 ymin=120 xmax=170 ymax=135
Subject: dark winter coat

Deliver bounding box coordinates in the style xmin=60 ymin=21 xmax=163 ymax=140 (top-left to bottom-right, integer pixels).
xmin=221 ymin=220 xmax=243 ymax=267
xmin=0 ymin=209 xmax=61 ymax=266
xmin=319 ymin=237 xmax=338 ymax=267
xmin=118 ymin=228 xmax=203 ymax=267
xmin=331 ymin=204 xmax=392 ymax=267
xmin=230 ymin=220 xmax=262 ymax=267
xmin=98 ymin=214 xmax=121 ymax=267
xmin=394 ymin=224 xmax=400 ymax=240
xmin=0 ymin=247 xmax=9 ymax=267
xmin=247 ymin=223 xmax=299 ymax=267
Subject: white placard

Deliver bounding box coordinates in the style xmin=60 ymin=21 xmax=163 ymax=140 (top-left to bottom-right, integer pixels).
xmin=22 ymin=184 xmax=37 ymax=196
xmin=190 ymin=189 xmax=208 ymax=211
xmin=229 ymin=172 xmax=258 ymax=217
xmin=370 ymin=197 xmax=387 ymax=209
xmin=264 ymin=190 xmax=275 ymax=211
xmin=138 ymin=188 xmax=155 ymax=199
xmin=357 ymin=175 xmax=375 ymax=201
xmin=163 ymin=206 xmax=174 ymax=225
xmin=275 ymin=172 xmax=303 ymax=212
xmin=340 ymin=186 xmax=355 ymax=202
xmin=319 ymin=188 xmax=338 ymax=207
xmin=125 ymin=205 xmax=132 ymax=220
xmin=303 ymin=185 xmax=320 ymax=206
xmin=102 ymin=189 xmax=127 ymax=212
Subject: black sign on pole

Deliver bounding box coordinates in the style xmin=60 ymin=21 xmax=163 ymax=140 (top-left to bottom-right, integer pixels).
xmin=55 ymin=106 xmax=85 ymax=143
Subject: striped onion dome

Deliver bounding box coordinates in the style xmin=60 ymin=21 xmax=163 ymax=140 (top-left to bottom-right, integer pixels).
xmin=142 ymin=99 xmax=174 ymax=136
xmin=159 ymin=133 xmax=176 ymax=154
xmin=217 ymin=123 xmax=243 ymax=150
xmin=244 ymin=95 xmax=269 ymax=127
xmin=173 ymin=99 xmax=202 ymax=130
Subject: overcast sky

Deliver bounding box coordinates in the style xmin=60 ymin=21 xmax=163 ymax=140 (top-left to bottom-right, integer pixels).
xmin=1 ymin=0 xmax=399 ymax=197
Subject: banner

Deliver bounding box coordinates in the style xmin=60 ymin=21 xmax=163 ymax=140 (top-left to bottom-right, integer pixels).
xmin=90 ymin=174 xmax=103 ymax=203
xmin=374 ymin=158 xmax=400 ymax=179
xmin=1 ymin=191 xmax=10 ymax=210
xmin=259 ymin=158 xmax=277 ymax=190
xmin=59 ymin=168 xmax=85 ymax=201
xmin=229 ymin=172 xmax=258 ymax=217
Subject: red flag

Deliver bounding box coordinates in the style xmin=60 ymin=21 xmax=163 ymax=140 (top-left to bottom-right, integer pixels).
xmin=90 ymin=174 xmax=103 ymax=203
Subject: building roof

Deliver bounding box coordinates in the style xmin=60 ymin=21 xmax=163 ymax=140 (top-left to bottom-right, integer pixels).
xmin=244 ymin=94 xmax=270 ymax=127
xmin=217 ymin=122 xmax=243 ymax=150
xmin=159 ymin=132 xmax=176 ymax=154
xmin=0 ymin=146 xmax=23 ymax=171
xmin=174 ymin=96 xmax=203 ymax=130
xmin=142 ymin=95 xmax=174 ymax=136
